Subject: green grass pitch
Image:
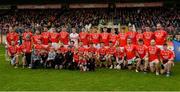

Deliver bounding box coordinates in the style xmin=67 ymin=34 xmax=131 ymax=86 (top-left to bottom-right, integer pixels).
xmin=0 ymin=45 xmax=180 ymax=91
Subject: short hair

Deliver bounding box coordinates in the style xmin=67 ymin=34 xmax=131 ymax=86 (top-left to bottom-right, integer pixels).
xmin=138 ymin=39 xmax=144 ymax=43
xmin=163 ymin=43 xmax=168 ymax=46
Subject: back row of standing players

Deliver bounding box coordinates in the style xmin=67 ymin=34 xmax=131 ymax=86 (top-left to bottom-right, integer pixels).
xmin=6 ymin=23 xmax=175 ymax=77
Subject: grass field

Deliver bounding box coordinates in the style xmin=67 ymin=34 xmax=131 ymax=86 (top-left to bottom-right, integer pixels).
xmin=0 ymin=45 xmax=180 ymax=91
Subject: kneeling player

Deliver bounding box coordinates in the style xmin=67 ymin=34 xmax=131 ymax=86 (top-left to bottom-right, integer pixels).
xmin=107 ymin=41 xmax=116 ymax=69
xmin=135 ymin=39 xmax=148 ymax=72
xmin=148 ymin=40 xmax=161 ymax=75
xmin=31 ymin=49 xmax=42 ymax=69
xmin=7 ymin=41 xmax=19 ymax=68
xmin=54 ymin=50 xmax=65 ymax=69
xmin=97 ymin=42 xmax=107 ymax=68
xmin=160 ymin=43 xmax=174 ymax=77
xmin=46 ymin=47 xmax=56 ymax=68
xmin=124 ymin=38 xmax=137 ymax=70
xmin=79 ymin=56 xmax=87 ymax=72
xmin=115 ymin=47 xmax=124 ymax=69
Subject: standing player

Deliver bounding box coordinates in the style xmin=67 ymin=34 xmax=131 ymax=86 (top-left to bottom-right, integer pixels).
xmin=135 ymin=39 xmax=148 ymax=73
xmin=127 ymin=26 xmax=137 ymax=44
xmin=49 ymin=27 xmax=59 ymax=49
xmin=154 ymin=23 xmax=167 ymax=49
xmin=6 ymin=26 xmax=19 ymax=46
xmin=143 ymin=26 xmax=154 ymax=46
xmin=70 ymin=28 xmax=79 ymax=47
xmin=124 ymin=38 xmax=137 ymax=70
xmin=90 ymin=28 xmax=100 ymax=49
xmin=100 ymin=27 xmax=110 ymax=47
xmin=160 ymin=43 xmax=174 ymax=77
xmin=32 ymin=30 xmax=42 ymax=44
xmin=148 ymin=40 xmax=161 ymax=75
xmin=109 ymin=29 xmax=118 ymax=46
xmin=79 ymin=29 xmax=89 ymax=48
xmin=59 ymin=27 xmax=69 ymax=47
xmin=118 ymin=27 xmax=128 ymax=49
xmin=41 ymin=25 xmax=50 ymax=46
xmin=22 ymin=27 xmax=33 ymax=42
xmin=135 ymin=29 xmax=143 ymax=44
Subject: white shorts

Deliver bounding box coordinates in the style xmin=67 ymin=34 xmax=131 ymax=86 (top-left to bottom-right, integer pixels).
xmin=93 ymin=44 xmax=100 ymax=49
xmin=119 ymin=47 xmax=124 ymax=50
xmin=149 ymin=59 xmax=159 ymax=67
xmin=156 ymin=45 xmax=163 ymax=50
xmin=52 ymin=43 xmax=59 ymax=49
xmin=127 ymin=57 xmax=136 ymax=65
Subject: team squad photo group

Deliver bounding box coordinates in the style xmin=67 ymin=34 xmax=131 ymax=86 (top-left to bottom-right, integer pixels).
xmin=6 ymin=23 xmax=175 ymax=77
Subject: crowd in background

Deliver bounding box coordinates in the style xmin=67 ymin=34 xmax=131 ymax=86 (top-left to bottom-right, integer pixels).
xmin=0 ymin=7 xmax=179 ymax=35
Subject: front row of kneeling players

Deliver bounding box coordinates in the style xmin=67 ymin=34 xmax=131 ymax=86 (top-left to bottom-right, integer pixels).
xmin=7 ymin=38 xmax=174 ymax=76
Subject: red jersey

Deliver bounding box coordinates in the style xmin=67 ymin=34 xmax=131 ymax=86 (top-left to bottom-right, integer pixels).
xmin=100 ymin=32 xmax=110 ymax=46
xmin=143 ymin=31 xmax=154 ymax=46
xmin=88 ymin=46 xmax=97 ymax=53
xmin=58 ymin=46 xmax=67 ymax=54
xmin=41 ymin=32 xmax=50 ymax=45
xmin=90 ymin=33 xmax=100 ymax=44
xmin=8 ymin=45 xmax=19 ymax=55
xmin=115 ymin=49 xmax=124 ymax=58
xmin=22 ymin=32 xmax=33 ymax=41
xmin=106 ymin=46 xmax=116 ymax=55
xmin=32 ymin=35 xmax=42 ymax=44
xmin=160 ymin=49 xmax=174 ymax=60
xmin=136 ymin=45 xmax=147 ymax=58
xmin=50 ymin=32 xmax=59 ymax=43
xmin=98 ymin=47 xmax=107 ymax=55
xmin=73 ymin=52 xmax=79 ymax=63
xmin=148 ymin=46 xmax=160 ymax=62
xmin=59 ymin=31 xmax=69 ymax=45
xmin=118 ymin=33 xmax=128 ymax=47
xmin=34 ymin=44 xmax=44 ymax=52
xmin=6 ymin=32 xmax=19 ymax=45
xmin=21 ymin=41 xmax=32 ymax=53
xmin=79 ymin=32 xmax=89 ymax=45
xmin=124 ymin=44 xmax=136 ymax=60
xmin=109 ymin=33 xmax=118 ymax=45
xmin=136 ymin=33 xmax=143 ymax=44
xmin=154 ymin=30 xmax=167 ymax=45
xmin=127 ymin=31 xmax=137 ymax=44
xmin=78 ymin=46 xmax=87 ymax=55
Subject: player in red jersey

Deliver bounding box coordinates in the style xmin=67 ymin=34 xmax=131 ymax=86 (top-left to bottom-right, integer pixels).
xmin=115 ymin=47 xmax=124 ymax=70
xmin=97 ymin=42 xmax=108 ymax=67
xmin=32 ymin=30 xmax=42 ymax=44
xmin=7 ymin=41 xmax=19 ymax=68
xmin=90 ymin=29 xmax=100 ymax=49
xmin=106 ymin=41 xmax=117 ymax=69
xmin=135 ymin=29 xmax=143 ymax=44
xmin=135 ymin=39 xmax=148 ymax=73
xmin=59 ymin=27 xmax=69 ymax=46
xmin=148 ymin=40 xmax=161 ymax=75
xmin=79 ymin=29 xmax=89 ymax=47
xmin=22 ymin=27 xmax=33 ymax=42
xmin=20 ymin=36 xmax=33 ymax=68
xmin=118 ymin=27 xmax=128 ymax=49
xmin=6 ymin=26 xmax=19 ymax=46
xmin=41 ymin=26 xmax=50 ymax=45
xmin=49 ymin=27 xmax=59 ymax=49
xmin=109 ymin=29 xmax=118 ymax=46
xmin=154 ymin=23 xmax=167 ymax=49
xmin=124 ymin=38 xmax=137 ymax=70
xmin=127 ymin=26 xmax=137 ymax=44
xmin=100 ymin=27 xmax=110 ymax=46
xmin=160 ymin=43 xmax=174 ymax=77
xmin=143 ymin=26 xmax=154 ymax=46
xmin=31 ymin=40 xmax=44 ymax=69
